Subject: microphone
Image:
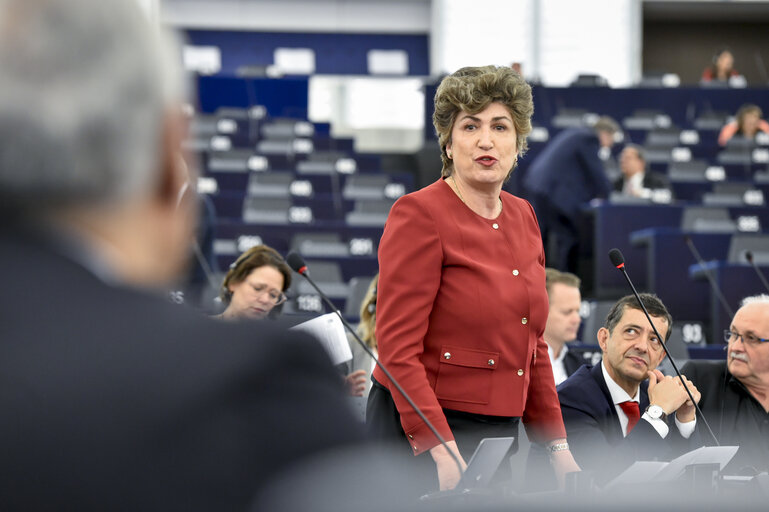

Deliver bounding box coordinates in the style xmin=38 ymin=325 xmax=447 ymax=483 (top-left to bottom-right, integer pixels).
xmin=683 ymin=236 xmax=735 ymax=319
xmin=286 ymin=252 xmax=308 ymax=277
xmin=285 ymin=251 xmax=465 ymax=477
xmin=608 ymin=248 xmax=720 ymax=446
xmin=745 ymin=251 xmax=769 ymax=294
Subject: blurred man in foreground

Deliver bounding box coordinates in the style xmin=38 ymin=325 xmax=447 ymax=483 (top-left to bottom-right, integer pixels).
xmin=0 ymin=0 xmax=360 ymax=509
xmin=682 ymin=295 xmax=769 ymax=475
xmin=544 ymin=268 xmax=585 ymax=385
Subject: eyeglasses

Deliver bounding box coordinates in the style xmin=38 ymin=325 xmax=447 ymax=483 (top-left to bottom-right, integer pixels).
xmin=724 ymin=329 xmax=769 ymax=346
xmin=251 ymin=283 xmax=287 ymax=306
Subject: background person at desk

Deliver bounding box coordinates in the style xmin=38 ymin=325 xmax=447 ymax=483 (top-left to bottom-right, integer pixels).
xmin=612 ymin=144 xmax=672 ymax=200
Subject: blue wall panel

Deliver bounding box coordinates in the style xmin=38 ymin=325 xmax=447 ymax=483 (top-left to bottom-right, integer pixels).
xmin=186 ymin=30 xmax=429 ymax=76
xmin=197 ymin=75 xmax=309 ymax=117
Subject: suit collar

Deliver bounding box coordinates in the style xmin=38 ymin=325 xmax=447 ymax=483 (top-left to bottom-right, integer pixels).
xmin=591 ymin=360 xmax=650 ymax=411
xmin=601 ymin=360 xmax=640 ymax=404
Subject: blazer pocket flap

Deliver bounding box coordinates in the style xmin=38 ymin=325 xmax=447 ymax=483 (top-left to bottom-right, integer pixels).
xmin=438 ymin=345 xmax=499 ymax=370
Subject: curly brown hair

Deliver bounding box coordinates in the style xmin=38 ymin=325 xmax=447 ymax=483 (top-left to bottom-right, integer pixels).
xmin=432 ymin=65 xmax=533 ymax=180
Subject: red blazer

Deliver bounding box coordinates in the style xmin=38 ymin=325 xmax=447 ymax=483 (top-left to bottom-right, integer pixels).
xmin=373 ymin=179 xmax=566 ymax=455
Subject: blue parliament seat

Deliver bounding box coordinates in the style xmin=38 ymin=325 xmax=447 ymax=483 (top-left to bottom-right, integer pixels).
xmin=207 ymin=149 xmax=254 ymax=173
xmin=586 ymin=203 xmax=769 ymax=298
xmin=260 ymin=118 xmax=315 ymax=139
xmin=291 ymin=232 xmax=350 ymax=258
xmin=702 ymin=182 xmax=765 ymax=208
xmin=629 ymin=228 xmax=733 ymax=325
xmin=623 ymin=109 xmax=672 ymax=131
xmin=667 ymin=159 xmax=711 ymax=182
xmin=551 ymin=108 xmax=596 ymax=129
xmin=680 ymin=206 xmax=737 ymax=232
xmin=291 ymin=260 xmax=348 ymax=298
xmin=345 ymin=199 xmax=396 ymax=227
xmin=580 ymin=300 xmax=615 ymax=343
xmin=214 ymin=221 xmax=382 ymax=257
xmin=344 ymin=275 xmax=375 ymax=320
xmin=727 ymin=233 xmax=769 ymax=264
xmin=342 ymin=174 xmax=392 ymax=200
xmin=644 ymin=127 xmax=682 ymax=147
xmin=693 ymin=110 xmax=730 ymax=131
xmin=246 ymin=172 xmax=296 ymax=198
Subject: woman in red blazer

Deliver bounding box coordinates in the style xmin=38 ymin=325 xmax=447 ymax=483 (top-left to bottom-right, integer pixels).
xmin=367 ymin=65 xmax=579 ymax=491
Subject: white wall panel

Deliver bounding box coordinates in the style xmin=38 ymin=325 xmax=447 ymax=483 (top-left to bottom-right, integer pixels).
xmin=431 ymin=0 xmax=535 ymax=76
xmin=161 ymin=0 xmax=431 ymax=33
xmin=537 ymin=0 xmax=641 ymax=87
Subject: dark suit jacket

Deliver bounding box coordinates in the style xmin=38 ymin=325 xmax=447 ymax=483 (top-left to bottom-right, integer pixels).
xmin=557 ymin=364 xmax=691 ymax=483
xmin=0 ymin=227 xmax=363 ymax=510
xmin=563 ymin=348 xmax=586 ymax=378
xmin=613 ymin=171 xmax=672 ymax=194
xmin=524 ymin=128 xmax=611 ymax=218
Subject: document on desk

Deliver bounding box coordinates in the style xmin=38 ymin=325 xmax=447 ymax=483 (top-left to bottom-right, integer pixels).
xmin=604 ymin=445 xmax=739 ymax=490
xmin=653 ymin=445 xmax=738 ymax=481
xmin=291 ymin=313 xmax=352 ymax=366
xmin=603 ymin=461 xmax=668 ymax=491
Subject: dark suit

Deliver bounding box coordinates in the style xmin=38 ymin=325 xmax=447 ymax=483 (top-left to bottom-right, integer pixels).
xmin=0 ymin=227 xmax=363 ymax=510
xmin=613 ymin=171 xmax=672 ymax=195
xmin=523 ymin=128 xmax=611 ymax=272
xmin=563 ymin=348 xmax=586 ymax=378
xmin=557 ymin=364 xmax=692 ymax=483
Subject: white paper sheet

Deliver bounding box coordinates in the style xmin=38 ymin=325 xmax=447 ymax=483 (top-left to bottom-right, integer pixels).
xmin=291 ymin=313 xmax=352 ymax=366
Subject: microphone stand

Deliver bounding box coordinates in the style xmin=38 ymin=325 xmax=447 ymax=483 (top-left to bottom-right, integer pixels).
xmin=292 ymin=263 xmax=466 ymax=479
xmin=609 ymin=249 xmax=720 ymax=446
xmin=684 ymin=236 xmax=735 ymax=318
xmin=746 ymin=251 xmax=769 ymax=294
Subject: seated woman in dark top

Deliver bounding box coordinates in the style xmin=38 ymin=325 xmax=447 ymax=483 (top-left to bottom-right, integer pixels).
xmin=217 ymin=244 xmax=367 ymax=396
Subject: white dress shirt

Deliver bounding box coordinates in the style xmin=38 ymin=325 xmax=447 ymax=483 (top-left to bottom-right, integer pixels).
xmin=547 ymin=343 xmax=569 ymax=386
xmin=600 ymin=361 xmax=695 ymax=439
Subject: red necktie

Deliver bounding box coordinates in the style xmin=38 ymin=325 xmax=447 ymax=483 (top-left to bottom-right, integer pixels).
xmin=619 ymin=400 xmax=640 ymax=434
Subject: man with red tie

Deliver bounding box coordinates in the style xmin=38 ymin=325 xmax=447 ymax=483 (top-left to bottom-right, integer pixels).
xmin=555 ymin=293 xmax=702 ymax=483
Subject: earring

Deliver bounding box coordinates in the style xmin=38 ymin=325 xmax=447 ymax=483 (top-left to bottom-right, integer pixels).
xmin=447 ymin=150 xmax=452 ymax=159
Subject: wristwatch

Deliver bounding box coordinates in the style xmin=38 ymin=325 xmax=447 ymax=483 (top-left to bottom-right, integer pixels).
xmin=645 ymin=404 xmax=667 ymax=421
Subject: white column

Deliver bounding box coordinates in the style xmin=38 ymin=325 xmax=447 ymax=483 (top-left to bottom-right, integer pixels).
xmin=135 ymin=0 xmax=160 ymax=25
xmin=430 ymin=0 xmax=642 ymax=86
xmin=537 ymin=0 xmax=641 ymax=86
xmin=430 ymin=0 xmax=535 ymax=77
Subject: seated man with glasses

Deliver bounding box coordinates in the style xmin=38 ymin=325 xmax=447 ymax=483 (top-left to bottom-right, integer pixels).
xmin=547 ymin=294 xmax=701 ymax=484
xmin=682 ymin=294 xmax=769 ymax=475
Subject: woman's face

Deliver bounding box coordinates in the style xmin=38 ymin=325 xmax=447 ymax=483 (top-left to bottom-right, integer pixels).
xmin=716 ymin=51 xmax=733 ymax=74
xmin=742 ymin=111 xmax=760 ymax=137
xmin=446 ymin=102 xmax=518 ymax=189
xmin=226 ymin=265 xmax=285 ymax=320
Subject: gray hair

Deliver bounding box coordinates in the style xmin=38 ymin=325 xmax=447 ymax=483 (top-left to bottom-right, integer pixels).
xmin=741 ymin=294 xmax=769 ymax=307
xmin=0 ymin=0 xmax=185 ymax=211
